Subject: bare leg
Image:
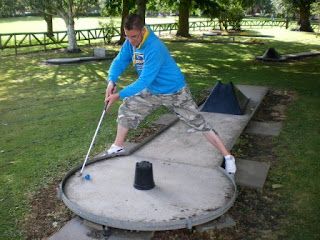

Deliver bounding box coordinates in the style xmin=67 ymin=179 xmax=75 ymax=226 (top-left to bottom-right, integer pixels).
xmin=114 ymin=124 xmax=129 ymax=147
xmin=203 ymin=130 xmax=230 ymax=156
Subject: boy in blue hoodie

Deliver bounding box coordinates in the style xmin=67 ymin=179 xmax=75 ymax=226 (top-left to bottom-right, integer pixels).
xmin=105 ymin=14 xmax=236 ymax=175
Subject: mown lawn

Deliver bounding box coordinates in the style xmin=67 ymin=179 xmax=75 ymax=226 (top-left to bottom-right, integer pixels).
xmin=0 ymin=26 xmax=319 ymax=239
xmin=0 ymin=16 xmax=192 ymax=33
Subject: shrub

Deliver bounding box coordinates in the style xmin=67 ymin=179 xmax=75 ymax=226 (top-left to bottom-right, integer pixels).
xmin=99 ymin=18 xmax=119 ymax=43
xmin=227 ymin=4 xmax=245 ymax=30
xmin=218 ymin=3 xmax=245 ymax=30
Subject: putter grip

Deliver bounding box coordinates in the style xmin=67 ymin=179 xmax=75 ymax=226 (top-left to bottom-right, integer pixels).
xmin=104 ymin=101 xmax=109 ymax=110
xmin=105 ymin=83 xmax=116 ymax=110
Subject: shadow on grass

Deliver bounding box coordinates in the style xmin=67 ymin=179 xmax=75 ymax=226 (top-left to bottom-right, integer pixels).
xmin=0 ymin=35 xmax=319 ymax=239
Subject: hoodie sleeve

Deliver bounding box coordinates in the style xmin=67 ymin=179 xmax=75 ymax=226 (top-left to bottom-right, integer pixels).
xmin=118 ymin=44 xmax=165 ymax=98
xmin=107 ymin=40 xmax=133 ymax=83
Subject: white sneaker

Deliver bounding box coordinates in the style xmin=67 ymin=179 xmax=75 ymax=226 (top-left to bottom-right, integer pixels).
xmin=107 ymin=144 xmax=125 ymax=154
xmin=224 ymin=155 xmax=236 ymax=174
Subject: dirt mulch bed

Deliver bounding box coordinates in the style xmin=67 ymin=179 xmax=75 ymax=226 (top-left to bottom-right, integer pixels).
xmin=23 ymin=177 xmax=74 ymax=239
xmin=23 ymin=88 xmax=294 ymax=239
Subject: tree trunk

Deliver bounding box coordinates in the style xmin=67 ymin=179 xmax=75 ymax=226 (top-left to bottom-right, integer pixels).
xmin=292 ymin=12 xmax=296 ymax=21
xmin=44 ymin=14 xmax=54 ymax=37
xmin=119 ymin=0 xmax=130 ymax=44
xmin=177 ymin=0 xmax=190 ymax=37
xmin=299 ymin=3 xmax=313 ymax=32
xmin=66 ymin=20 xmax=80 ymax=52
xmin=136 ymin=0 xmax=147 ymax=24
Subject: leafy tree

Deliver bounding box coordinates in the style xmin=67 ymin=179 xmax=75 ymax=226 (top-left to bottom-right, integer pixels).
xmin=100 ymin=0 xmax=135 ymax=44
xmin=281 ymin=0 xmax=316 ymax=31
xmin=146 ymin=0 xmax=178 ymax=13
xmin=197 ymin=0 xmax=247 ymax=30
xmin=24 ymin=0 xmax=55 ymax=36
xmin=177 ymin=0 xmax=192 ymax=36
xmin=137 ymin=0 xmax=148 ymax=23
xmin=100 ymin=0 xmax=149 ymax=43
xmin=0 ymin=0 xmax=14 ymax=17
xmin=295 ymin=0 xmax=316 ymax=31
xmin=253 ymin=0 xmax=273 ymax=14
xmin=195 ymin=0 xmax=220 ymax=19
xmin=99 ymin=18 xmax=119 ymax=43
xmin=272 ymin=0 xmax=291 ymax=16
xmin=310 ymin=0 xmax=320 ymax=15
xmin=272 ymin=0 xmax=295 ymax=28
xmin=28 ymin=0 xmax=99 ymax=52
xmin=311 ymin=0 xmax=320 ymax=35
xmin=0 ymin=0 xmax=26 ymax=17
xmin=120 ymin=0 xmax=133 ymax=44
xmin=227 ymin=3 xmax=245 ymax=29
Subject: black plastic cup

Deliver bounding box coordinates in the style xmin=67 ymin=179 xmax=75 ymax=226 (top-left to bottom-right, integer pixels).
xmin=133 ymin=161 xmax=155 ymax=190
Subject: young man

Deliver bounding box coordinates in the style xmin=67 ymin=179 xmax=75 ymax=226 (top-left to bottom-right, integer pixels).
xmin=105 ymin=14 xmax=236 ymax=175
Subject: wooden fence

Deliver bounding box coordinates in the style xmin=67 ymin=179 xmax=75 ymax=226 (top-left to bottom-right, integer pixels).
xmin=0 ymin=28 xmax=120 ymax=55
xmin=0 ymin=20 xmax=319 ymax=55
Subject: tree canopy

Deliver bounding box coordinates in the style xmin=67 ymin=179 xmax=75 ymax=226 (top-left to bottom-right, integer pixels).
xmin=27 ymin=0 xmax=99 ymax=51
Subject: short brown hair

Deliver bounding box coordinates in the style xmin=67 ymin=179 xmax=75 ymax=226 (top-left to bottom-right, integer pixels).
xmin=124 ymin=14 xmax=144 ymax=30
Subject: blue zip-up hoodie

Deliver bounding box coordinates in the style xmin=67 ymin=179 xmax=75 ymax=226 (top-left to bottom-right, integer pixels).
xmin=107 ymin=27 xmax=185 ymax=99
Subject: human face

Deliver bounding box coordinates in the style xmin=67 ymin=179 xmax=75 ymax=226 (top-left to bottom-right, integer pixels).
xmin=124 ymin=28 xmax=145 ymax=47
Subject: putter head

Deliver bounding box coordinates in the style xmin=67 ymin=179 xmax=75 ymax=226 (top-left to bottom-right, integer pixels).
xmin=77 ymin=172 xmax=83 ymax=177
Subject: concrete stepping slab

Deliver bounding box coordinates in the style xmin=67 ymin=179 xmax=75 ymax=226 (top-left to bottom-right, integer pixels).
xmin=49 ymin=217 xmax=154 ymax=240
xmin=107 ymin=229 xmax=154 ymax=240
xmin=244 ymin=121 xmax=282 ymax=136
xmin=83 ymin=219 xmax=155 ymax=240
xmin=195 ymin=214 xmax=236 ymax=232
xmin=49 ymin=217 xmax=101 ymax=240
xmin=235 ymin=158 xmax=270 ymax=189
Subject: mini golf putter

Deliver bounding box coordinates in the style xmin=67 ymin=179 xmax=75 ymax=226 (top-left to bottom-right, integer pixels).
xmin=78 ymin=84 xmax=116 ymax=178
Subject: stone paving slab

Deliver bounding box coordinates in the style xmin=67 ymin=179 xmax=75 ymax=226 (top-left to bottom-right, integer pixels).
xmin=195 ymin=214 xmax=236 ymax=232
xmin=244 ymin=121 xmax=282 ymax=136
xmin=49 ymin=217 xmax=154 ymax=240
xmin=49 ymin=217 xmax=102 ymax=240
xmin=108 ymin=229 xmax=154 ymax=240
xmin=235 ymin=158 xmax=270 ymax=189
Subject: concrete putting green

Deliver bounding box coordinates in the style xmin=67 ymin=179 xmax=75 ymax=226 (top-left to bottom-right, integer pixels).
xmin=256 ymin=48 xmax=320 ymax=61
xmin=58 ymin=85 xmax=268 ymax=231
xmin=44 ymin=48 xmax=118 ymax=65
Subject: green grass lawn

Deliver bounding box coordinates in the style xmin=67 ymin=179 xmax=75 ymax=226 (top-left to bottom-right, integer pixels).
xmin=0 ymin=16 xmax=207 ymax=56
xmin=0 ymin=16 xmax=198 ymax=33
xmin=0 ymin=25 xmax=319 ymax=239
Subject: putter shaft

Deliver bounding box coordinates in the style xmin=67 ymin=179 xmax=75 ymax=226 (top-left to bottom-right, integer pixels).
xmin=78 ymin=103 xmax=108 ymax=176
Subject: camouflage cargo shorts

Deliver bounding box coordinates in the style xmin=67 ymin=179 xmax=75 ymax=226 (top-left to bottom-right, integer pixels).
xmin=117 ymin=85 xmax=212 ymax=132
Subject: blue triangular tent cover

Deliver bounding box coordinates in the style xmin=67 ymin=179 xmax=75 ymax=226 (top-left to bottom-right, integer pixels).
xmin=200 ymin=81 xmax=250 ymax=115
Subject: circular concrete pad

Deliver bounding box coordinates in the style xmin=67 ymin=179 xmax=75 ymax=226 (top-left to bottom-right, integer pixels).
xmin=62 ymin=155 xmax=236 ymax=231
